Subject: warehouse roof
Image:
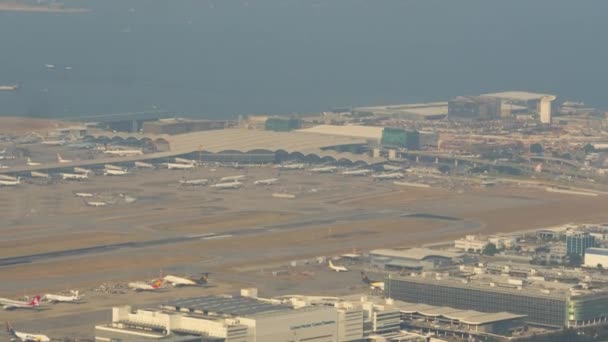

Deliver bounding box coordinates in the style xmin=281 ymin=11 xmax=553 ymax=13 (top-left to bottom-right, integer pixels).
xmin=296 ymin=125 xmax=383 ymax=140
xmin=370 ymin=248 xmax=463 ymax=261
xmin=163 ymin=295 xmax=293 ymax=316
xmin=480 ymin=91 xmax=556 ymax=101
xmin=353 ymin=102 xmax=448 ymax=118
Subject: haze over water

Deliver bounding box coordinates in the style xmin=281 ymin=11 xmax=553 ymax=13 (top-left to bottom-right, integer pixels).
xmin=0 ymin=0 xmax=606 ymax=119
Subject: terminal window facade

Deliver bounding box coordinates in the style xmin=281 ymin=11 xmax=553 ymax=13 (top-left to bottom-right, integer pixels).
xmin=387 ymin=278 xmax=567 ymax=327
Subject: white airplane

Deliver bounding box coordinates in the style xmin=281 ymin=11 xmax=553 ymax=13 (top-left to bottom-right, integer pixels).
xmin=254 ymin=178 xmax=279 ymax=185
xmin=43 ymin=290 xmax=81 ymax=303
xmin=179 ymin=178 xmax=208 ymax=186
xmin=167 ymin=162 xmax=196 ymax=170
xmin=26 ymin=158 xmax=41 ymax=166
xmin=342 ymin=169 xmax=371 ymax=176
xmin=219 ymin=175 xmax=245 ymax=182
xmin=73 ymin=167 xmax=91 ymax=174
xmin=104 ymin=169 xmax=129 ymax=176
xmin=134 ymin=161 xmax=155 ymax=169
xmin=74 ymin=192 xmax=93 ymax=198
xmin=41 ymin=137 xmax=65 ymax=146
xmin=128 ymin=279 xmax=164 ymax=292
xmin=30 ymin=171 xmax=49 ymax=179
xmin=372 ymin=172 xmax=404 ymax=180
xmin=163 ymin=274 xmax=208 ymax=287
xmin=276 ymin=163 xmax=305 ymax=170
xmin=85 ymin=201 xmax=107 ymax=207
xmin=57 ymin=153 xmax=71 ymax=163
xmin=6 ymin=322 xmax=50 ymax=342
xmin=0 ymin=164 xmax=9 ymax=169
xmin=328 ymin=260 xmax=348 ymax=272
xmin=104 ymin=164 xmax=123 ymax=171
xmin=0 ymin=295 xmax=41 ymax=310
xmin=310 ymin=166 xmax=337 ymax=173
xmin=210 ymin=181 xmax=242 ymax=189
xmin=62 ymin=173 xmax=88 ymax=180
xmin=0 ymin=177 xmax=20 ymax=186
xmin=175 ymin=157 xmax=196 ymax=165
xmin=0 ymin=174 xmax=17 ymax=181
xmin=383 ymin=164 xmax=402 ymax=171
xmin=103 ymin=148 xmax=144 ymax=157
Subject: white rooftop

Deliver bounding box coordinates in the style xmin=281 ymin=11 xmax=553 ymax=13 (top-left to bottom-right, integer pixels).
xmin=370 ymin=248 xmax=463 ymax=261
xmin=296 ymin=125 xmax=383 ymax=140
xmin=480 ymin=91 xmax=556 ymax=101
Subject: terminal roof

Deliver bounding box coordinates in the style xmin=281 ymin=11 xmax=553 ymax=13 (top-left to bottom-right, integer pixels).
xmin=163 ymin=295 xmax=292 ymax=317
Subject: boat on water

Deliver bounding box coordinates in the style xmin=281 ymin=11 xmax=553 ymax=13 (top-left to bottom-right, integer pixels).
xmin=0 ymin=84 xmax=18 ymax=91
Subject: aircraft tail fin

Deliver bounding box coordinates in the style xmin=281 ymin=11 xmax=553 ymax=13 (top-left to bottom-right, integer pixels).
xmin=6 ymin=321 xmax=16 ymax=335
xmin=329 ymin=260 xmax=334 ymax=268
xmin=152 ymin=279 xmax=163 ymax=288
xmin=57 ymin=153 xmax=64 ymax=162
xmin=29 ymin=295 xmax=41 ymax=306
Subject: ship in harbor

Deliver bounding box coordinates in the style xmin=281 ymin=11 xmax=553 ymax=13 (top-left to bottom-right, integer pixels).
xmin=0 ymin=84 xmax=18 ymax=91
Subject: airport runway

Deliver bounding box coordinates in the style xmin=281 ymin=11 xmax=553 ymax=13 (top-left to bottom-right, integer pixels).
xmin=0 ymin=210 xmax=479 ymax=267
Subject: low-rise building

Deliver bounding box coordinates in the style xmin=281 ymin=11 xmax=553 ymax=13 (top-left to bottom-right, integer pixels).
xmin=369 ymin=248 xmax=463 ymax=271
xmin=584 ymin=248 xmax=608 ymax=268
xmin=95 ymin=292 xmax=364 ymax=342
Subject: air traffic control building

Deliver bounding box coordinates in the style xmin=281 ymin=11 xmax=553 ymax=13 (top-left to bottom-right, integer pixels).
xmin=386 ymin=273 xmax=608 ymax=328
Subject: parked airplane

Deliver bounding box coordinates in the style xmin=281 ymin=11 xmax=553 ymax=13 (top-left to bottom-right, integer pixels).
xmin=360 ymin=272 xmax=384 ymax=291
xmin=85 ymin=201 xmax=107 ymax=207
xmin=0 ymin=174 xmax=17 ymax=181
xmin=254 ymin=178 xmax=279 ymax=185
xmin=65 ymin=141 xmax=96 ymax=149
xmin=163 ymin=274 xmax=208 ymax=287
xmin=5 ymin=322 xmax=50 ymax=342
xmin=62 ymin=173 xmax=88 ymax=180
xmin=342 ymin=169 xmax=371 ymax=176
xmin=175 ymin=157 xmax=196 ymax=165
xmin=43 ymin=290 xmax=81 ymax=303
xmin=210 ymin=181 xmax=242 ymax=189
xmin=128 ymin=279 xmax=164 ymax=292
xmin=30 ymin=171 xmax=49 ymax=179
xmin=328 ymin=260 xmax=348 ymax=272
xmin=219 ymin=175 xmax=245 ymax=182
xmin=383 ymin=164 xmax=402 ymax=171
xmin=40 ymin=137 xmax=65 ymax=146
xmin=104 ymin=169 xmax=129 ymax=176
xmin=26 ymin=158 xmax=41 ymax=166
xmin=276 ymin=163 xmax=305 ymax=170
xmin=0 ymin=164 xmax=9 ymax=169
xmin=104 ymin=164 xmax=123 ymax=171
xmin=134 ymin=161 xmax=155 ymax=169
xmin=73 ymin=167 xmax=91 ymax=174
xmin=74 ymin=192 xmax=94 ymax=198
xmin=57 ymin=153 xmax=71 ymax=163
xmin=103 ymin=149 xmax=143 ymax=157
xmin=167 ymin=162 xmax=195 ymax=170
xmin=0 ymin=296 xmax=41 ymax=310
xmin=310 ymin=166 xmax=337 ymax=173
xmin=179 ymin=178 xmax=208 ymax=186
xmin=0 ymin=177 xmax=20 ymax=186
xmin=371 ymin=172 xmax=404 ymax=180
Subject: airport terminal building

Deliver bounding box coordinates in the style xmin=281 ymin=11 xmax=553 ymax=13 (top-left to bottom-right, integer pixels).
xmin=95 ymin=293 xmax=364 ymax=342
xmin=385 ymin=273 xmax=608 ymax=328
